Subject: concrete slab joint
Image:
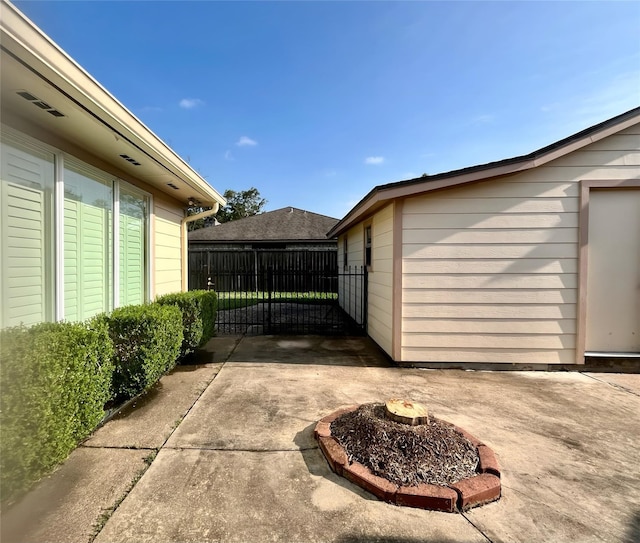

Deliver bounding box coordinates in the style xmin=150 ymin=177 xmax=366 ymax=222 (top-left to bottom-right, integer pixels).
xmin=314 ymin=405 xmax=501 ymax=513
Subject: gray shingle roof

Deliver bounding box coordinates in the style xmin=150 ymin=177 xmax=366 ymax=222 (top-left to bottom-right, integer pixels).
xmin=189 ymin=207 xmax=339 ymax=242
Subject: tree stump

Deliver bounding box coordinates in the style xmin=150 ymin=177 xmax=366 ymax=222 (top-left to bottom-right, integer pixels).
xmin=385 ymin=399 xmax=429 ymax=426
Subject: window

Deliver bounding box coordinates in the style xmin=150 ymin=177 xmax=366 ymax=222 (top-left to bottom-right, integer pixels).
xmin=63 ymin=160 xmax=113 ymax=321
xmin=1 ymin=127 xmax=151 ymax=328
xmin=364 ymin=224 xmax=372 ymax=268
xmin=119 ymin=188 xmax=148 ymax=306
xmin=0 ymin=136 xmax=55 ymax=328
xmin=343 ymin=236 xmax=348 ymax=269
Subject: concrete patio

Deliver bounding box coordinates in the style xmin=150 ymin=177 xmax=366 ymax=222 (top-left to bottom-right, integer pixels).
xmin=2 ymin=335 xmax=639 ymax=543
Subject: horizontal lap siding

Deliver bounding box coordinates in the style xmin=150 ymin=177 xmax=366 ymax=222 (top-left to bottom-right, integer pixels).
xmin=368 ymin=204 xmax=394 ymax=355
xmin=339 ymin=225 xmax=365 ymax=324
xmin=401 ymin=127 xmax=640 ymax=364
xmin=154 ymin=201 xmax=182 ymax=297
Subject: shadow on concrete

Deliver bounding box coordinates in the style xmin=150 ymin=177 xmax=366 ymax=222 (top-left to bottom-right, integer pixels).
xmin=294 ymin=422 xmax=377 ymax=502
xmin=335 ymin=536 xmax=478 ymax=543
xmin=223 ymin=335 xmax=394 ymax=367
xmin=626 ymin=511 xmax=640 ymax=543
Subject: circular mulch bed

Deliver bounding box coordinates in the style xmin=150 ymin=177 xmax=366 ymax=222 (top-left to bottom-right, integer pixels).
xmin=315 ymin=403 xmax=502 ymax=511
xmin=330 ymin=403 xmax=479 ymax=487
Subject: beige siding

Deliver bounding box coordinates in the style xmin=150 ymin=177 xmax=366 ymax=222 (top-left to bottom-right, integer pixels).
xmin=154 ymin=200 xmax=183 ymax=297
xmin=367 ymin=204 xmax=394 ymax=355
xmin=346 ymin=224 xmax=364 ymax=266
xmin=402 ymin=126 xmax=640 ymax=364
xmin=338 ymin=226 xmax=365 ymax=325
xmin=338 ymin=204 xmax=395 ymax=353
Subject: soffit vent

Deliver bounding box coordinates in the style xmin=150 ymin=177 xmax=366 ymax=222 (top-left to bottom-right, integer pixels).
xmin=17 ymin=90 xmax=65 ymax=118
xmin=119 ymin=154 xmax=141 ymax=166
xmin=167 ymin=183 xmax=179 ymax=190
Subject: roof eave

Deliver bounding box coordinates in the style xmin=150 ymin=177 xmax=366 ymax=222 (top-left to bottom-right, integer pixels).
xmin=0 ymin=0 xmax=226 ymax=207
xmin=189 ymin=238 xmax=336 ymax=244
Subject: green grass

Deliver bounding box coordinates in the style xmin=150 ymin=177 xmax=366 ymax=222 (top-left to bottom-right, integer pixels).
xmin=217 ymin=291 xmax=338 ymax=311
xmin=89 ymin=450 xmax=158 ymax=542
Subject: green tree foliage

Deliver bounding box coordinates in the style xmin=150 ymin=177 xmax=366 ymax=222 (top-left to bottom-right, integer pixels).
xmin=187 ymin=187 xmax=267 ymax=231
xmin=186 ymin=204 xmax=214 ymax=232
xmin=216 ymin=187 xmax=267 ymax=223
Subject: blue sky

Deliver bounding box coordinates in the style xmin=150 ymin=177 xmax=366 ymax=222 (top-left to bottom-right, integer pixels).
xmin=15 ymin=1 xmax=640 ymax=219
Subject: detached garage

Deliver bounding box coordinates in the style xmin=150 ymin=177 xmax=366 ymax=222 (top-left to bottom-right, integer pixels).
xmin=329 ymin=107 xmax=640 ymax=367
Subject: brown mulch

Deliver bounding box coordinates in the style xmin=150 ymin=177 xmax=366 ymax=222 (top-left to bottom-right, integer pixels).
xmin=330 ymin=403 xmax=479 ymax=487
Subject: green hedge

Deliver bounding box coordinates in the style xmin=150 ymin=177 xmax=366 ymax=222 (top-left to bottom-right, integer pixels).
xmin=195 ymin=290 xmax=218 ymax=346
xmin=104 ymin=303 xmax=183 ymax=400
xmin=0 ymin=319 xmax=114 ymax=503
xmin=156 ymin=290 xmax=217 ymax=358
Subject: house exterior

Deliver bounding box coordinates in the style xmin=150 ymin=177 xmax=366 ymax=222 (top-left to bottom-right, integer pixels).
xmin=188 ymin=207 xmax=338 ymax=290
xmin=329 ymin=107 xmax=640 ymax=367
xmin=0 ymin=0 xmax=225 ymax=329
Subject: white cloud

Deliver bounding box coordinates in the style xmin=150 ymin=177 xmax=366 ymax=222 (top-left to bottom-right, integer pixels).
xmin=364 ymin=156 xmax=384 ymax=165
xmin=540 ymin=103 xmax=560 ymax=113
xmin=224 ymin=150 xmax=234 ymax=161
xmin=236 ymin=136 xmax=258 ymax=147
xmin=179 ymin=98 xmax=204 ymax=109
xmin=471 ymin=114 xmax=495 ymax=125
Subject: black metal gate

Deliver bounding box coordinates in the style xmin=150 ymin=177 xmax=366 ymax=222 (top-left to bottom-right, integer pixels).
xmin=189 ymin=250 xmax=367 ymax=336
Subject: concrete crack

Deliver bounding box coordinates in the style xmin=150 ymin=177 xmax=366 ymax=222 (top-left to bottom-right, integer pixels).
xmin=89 ymin=344 xmax=236 ymax=543
xmin=461 ymin=511 xmax=495 ymax=543
xmin=581 ymin=372 xmax=640 ymax=398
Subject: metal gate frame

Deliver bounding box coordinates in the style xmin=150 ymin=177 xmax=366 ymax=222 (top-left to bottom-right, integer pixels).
xmin=190 ymin=257 xmax=367 ymax=336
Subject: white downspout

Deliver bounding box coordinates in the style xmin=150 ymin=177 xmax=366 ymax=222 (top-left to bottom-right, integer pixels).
xmin=181 ymin=203 xmax=219 ymax=291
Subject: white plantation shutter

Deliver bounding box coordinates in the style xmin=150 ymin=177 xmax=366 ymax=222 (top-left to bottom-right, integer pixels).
xmin=63 ymin=195 xmax=79 ymax=321
xmin=119 ymin=189 xmax=146 ymax=306
xmin=1 ymin=128 xmax=152 ymax=327
xmin=0 ymin=139 xmax=54 ymax=328
xmin=63 ymin=161 xmax=112 ymax=321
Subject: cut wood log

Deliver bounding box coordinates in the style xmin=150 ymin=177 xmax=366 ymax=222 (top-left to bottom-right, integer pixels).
xmin=385 ymin=399 xmax=429 ymax=426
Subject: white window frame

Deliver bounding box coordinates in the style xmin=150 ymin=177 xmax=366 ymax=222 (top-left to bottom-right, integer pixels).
xmin=0 ymin=127 xmax=57 ymax=326
xmin=1 ymin=125 xmax=153 ymax=323
xmin=115 ymin=180 xmax=152 ymax=308
xmin=62 ymin=155 xmax=116 ymax=320
xmin=364 ymin=222 xmax=372 ymax=270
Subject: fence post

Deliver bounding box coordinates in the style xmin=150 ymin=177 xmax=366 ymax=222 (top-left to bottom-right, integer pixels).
xmin=267 ymin=266 xmax=273 ymax=333
xmin=362 ymin=265 xmax=368 ymax=332
xmin=254 ymin=249 xmax=259 ymax=294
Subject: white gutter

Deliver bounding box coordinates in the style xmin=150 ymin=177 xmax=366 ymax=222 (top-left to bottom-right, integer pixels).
xmin=181 ymin=205 xmax=220 ymax=291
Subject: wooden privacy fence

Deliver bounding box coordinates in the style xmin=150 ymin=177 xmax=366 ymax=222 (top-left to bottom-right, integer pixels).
xmin=189 ymin=249 xmax=338 ymax=292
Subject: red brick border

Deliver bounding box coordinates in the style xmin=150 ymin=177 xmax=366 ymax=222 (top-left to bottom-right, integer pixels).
xmin=314 ymin=406 xmax=501 ymax=512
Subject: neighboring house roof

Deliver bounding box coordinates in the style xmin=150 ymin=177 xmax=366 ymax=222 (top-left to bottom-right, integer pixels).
xmin=328 ymin=106 xmax=640 ymax=238
xmin=0 ymin=0 xmax=225 ymax=209
xmin=189 ymin=207 xmax=339 ymax=243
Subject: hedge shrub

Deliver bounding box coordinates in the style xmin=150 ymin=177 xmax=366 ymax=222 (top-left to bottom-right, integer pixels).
xmin=104 ymin=303 xmax=183 ymax=400
xmin=196 ymin=290 xmax=218 ymax=346
xmin=0 ymin=318 xmax=114 ymax=504
xmin=156 ymin=290 xmax=218 ymax=358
